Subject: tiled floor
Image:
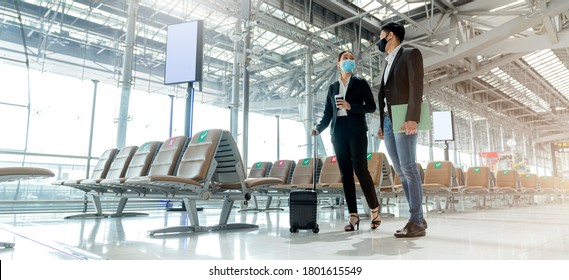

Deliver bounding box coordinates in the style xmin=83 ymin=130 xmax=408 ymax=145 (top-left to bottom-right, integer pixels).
xmin=1 ymin=197 xmax=569 ymax=261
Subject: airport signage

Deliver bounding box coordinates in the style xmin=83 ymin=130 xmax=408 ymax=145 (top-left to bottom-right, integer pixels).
xmin=555 ymin=142 xmax=569 ymax=153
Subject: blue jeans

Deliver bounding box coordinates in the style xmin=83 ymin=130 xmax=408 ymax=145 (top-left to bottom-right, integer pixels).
xmin=383 ymin=116 xmax=424 ymax=225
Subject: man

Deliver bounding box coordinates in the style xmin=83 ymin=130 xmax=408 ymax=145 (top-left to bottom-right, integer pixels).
xmin=377 ymin=22 xmax=427 ymax=238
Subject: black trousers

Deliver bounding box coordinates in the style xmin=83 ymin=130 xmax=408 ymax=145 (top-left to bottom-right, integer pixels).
xmin=331 ymin=117 xmax=379 ymax=213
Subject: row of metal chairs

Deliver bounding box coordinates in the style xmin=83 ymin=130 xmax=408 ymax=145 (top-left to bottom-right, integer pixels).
xmin=52 ymin=129 xmax=283 ymax=235
xmin=453 ymin=166 xmax=569 ymax=193
xmin=455 ymin=167 xmax=569 ymax=206
xmin=248 ymin=156 xmax=569 ymax=214
xmin=247 ymin=152 xmax=400 ymax=214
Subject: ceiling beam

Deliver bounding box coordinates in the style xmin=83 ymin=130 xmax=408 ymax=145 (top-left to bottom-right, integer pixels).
xmin=535 ymin=132 xmax=569 ymax=143
xmin=424 ymin=0 xmax=569 ymax=71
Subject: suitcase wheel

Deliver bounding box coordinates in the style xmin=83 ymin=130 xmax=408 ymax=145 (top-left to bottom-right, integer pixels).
xmin=289 ymin=226 xmax=298 ymax=233
xmin=312 ymin=225 xmax=319 ymax=233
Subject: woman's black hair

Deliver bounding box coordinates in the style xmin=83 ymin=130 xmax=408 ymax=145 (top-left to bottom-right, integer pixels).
xmin=337 ymin=50 xmax=354 ymax=62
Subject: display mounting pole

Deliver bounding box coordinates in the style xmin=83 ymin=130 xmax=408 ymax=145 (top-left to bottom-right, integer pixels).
xmin=443 ymin=140 xmax=449 ymax=161
xmin=185 ymin=82 xmax=194 ymax=137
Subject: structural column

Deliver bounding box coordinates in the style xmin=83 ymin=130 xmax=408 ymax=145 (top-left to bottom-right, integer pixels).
xmin=428 ymin=127 xmax=434 ymax=162
xmin=242 ymin=24 xmax=251 ymax=169
xmin=532 ymin=139 xmax=539 ymax=176
xmin=305 ymin=46 xmax=313 ymax=157
xmin=486 ymin=120 xmax=492 ymax=152
xmin=276 ymin=115 xmax=280 ymax=160
xmin=470 ymin=115 xmax=477 ymax=167
xmin=522 ymin=134 xmax=528 ymax=162
xmin=511 ymin=129 xmax=516 ymax=164
xmin=86 ymin=80 xmax=99 ymax=178
xmin=116 ymin=0 xmax=138 ymax=148
xmin=230 ymin=23 xmax=242 ymax=140
xmin=500 ymin=126 xmax=505 ymax=151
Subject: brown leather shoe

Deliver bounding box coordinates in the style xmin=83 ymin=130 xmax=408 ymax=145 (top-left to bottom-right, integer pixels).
xmin=396 ymin=219 xmax=427 ymax=233
xmin=394 ymin=221 xmax=426 ymax=238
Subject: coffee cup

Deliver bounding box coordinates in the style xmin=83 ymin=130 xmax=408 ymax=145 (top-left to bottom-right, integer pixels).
xmin=335 ymin=94 xmax=343 ymax=108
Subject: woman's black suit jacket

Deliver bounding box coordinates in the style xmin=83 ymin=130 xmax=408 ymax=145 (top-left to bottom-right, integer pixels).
xmin=315 ymin=75 xmax=376 ymax=135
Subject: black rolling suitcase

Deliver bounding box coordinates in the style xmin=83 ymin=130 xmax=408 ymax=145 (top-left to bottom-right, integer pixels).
xmin=289 ymin=136 xmax=319 ymax=233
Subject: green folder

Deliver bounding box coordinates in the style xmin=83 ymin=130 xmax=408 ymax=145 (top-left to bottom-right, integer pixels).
xmin=391 ymin=102 xmax=431 ymax=133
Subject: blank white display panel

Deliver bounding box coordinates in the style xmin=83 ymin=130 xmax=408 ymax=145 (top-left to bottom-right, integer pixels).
xmin=433 ymin=111 xmax=455 ymax=141
xmin=164 ymin=20 xmax=203 ymax=84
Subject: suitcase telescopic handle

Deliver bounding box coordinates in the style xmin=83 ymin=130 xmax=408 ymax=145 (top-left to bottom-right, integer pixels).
xmin=313 ymin=134 xmax=317 ymax=191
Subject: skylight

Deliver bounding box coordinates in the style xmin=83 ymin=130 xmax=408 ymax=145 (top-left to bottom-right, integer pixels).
xmin=479 ymin=68 xmax=549 ymax=113
xmin=524 ymin=49 xmax=569 ymax=102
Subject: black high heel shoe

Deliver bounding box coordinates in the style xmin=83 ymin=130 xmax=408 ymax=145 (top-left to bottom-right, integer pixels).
xmin=344 ymin=214 xmax=360 ymax=231
xmin=370 ymin=207 xmax=381 ymax=230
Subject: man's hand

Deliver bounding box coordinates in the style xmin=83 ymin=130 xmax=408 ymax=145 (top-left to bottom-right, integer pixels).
xmin=399 ymin=121 xmax=418 ymax=135
xmin=310 ymin=129 xmax=319 ymax=136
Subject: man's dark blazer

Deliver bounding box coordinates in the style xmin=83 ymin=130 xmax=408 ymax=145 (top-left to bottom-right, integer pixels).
xmin=378 ymin=47 xmax=424 ymax=131
xmin=316 ymin=75 xmax=376 ymax=135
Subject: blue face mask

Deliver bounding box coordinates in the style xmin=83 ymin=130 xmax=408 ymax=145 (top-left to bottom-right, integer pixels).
xmin=340 ymin=59 xmax=356 ymax=73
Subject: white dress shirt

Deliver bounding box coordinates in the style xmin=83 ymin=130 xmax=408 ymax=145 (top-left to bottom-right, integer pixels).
xmin=337 ymin=76 xmax=351 ymax=117
xmin=383 ymin=44 xmax=402 ymax=113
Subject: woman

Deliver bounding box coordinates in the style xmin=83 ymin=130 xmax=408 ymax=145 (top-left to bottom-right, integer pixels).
xmin=311 ymin=50 xmax=381 ymax=231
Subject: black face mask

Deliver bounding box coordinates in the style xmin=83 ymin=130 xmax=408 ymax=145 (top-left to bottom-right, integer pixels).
xmin=377 ymin=38 xmax=390 ymax=53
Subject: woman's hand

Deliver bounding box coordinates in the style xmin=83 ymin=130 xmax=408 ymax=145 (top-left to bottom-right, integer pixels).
xmin=377 ymin=128 xmax=384 ymax=140
xmin=336 ymin=99 xmax=351 ymax=110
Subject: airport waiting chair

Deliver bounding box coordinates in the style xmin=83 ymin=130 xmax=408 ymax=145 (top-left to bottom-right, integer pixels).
xmin=0 ymin=167 xmax=54 ymax=183
xmin=417 ymin=163 xmax=425 ymax=183
xmin=328 ymin=153 xmax=385 ymax=189
xmin=247 ymin=159 xmax=295 ymax=211
xmin=266 ymin=157 xmax=321 ymax=209
xmin=314 ymin=155 xmax=344 ymax=205
xmin=268 ymin=160 xmax=296 ymax=184
xmin=125 ymin=129 xmax=280 ymax=235
xmin=79 ymin=145 xmax=138 ymax=190
xmin=421 ymin=161 xmax=455 ymax=212
xmin=561 ymin=179 xmax=569 ymax=200
xmin=121 ymin=136 xmax=189 ymax=195
xmin=293 ymin=155 xmax=343 ymax=206
xmin=100 ymin=141 xmax=162 ymax=188
xmin=519 ymin=174 xmax=539 ymax=204
xmin=53 ymin=148 xmax=118 ymax=188
xmin=455 ymin=168 xmax=465 ymax=188
xmin=554 ymin=177 xmax=562 ymax=196
xmin=293 ymin=156 xmax=340 ymax=191
xmin=520 ymin=174 xmax=539 ymax=193
xmin=65 ymin=141 xmax=162 ymax=218
xmin=494 ymin=170 xmax=520 ymax=206
xmin=461 ymin=167 xmax=494 ymax=209
xmin=0 ymin=167 xmax=54 ymax=248
xmin=391 ymin=162 xmax=426 ymax=194
xmin=239 ymin=161 xmax=273 ymax=211
xmin=326 ymin=153 xmax=389 ymax=214
xmin=539 ymin=176 xmax=556 ymax=193
xmin=378 ymin=162 xmax=395 ymax=196
xmin=359 ymin=153 xmax=388 ymax=214
xmin=362 ymin=152 xmax=394 ymax=216
xmin=494 ymin=170 xmax=519 ymax=194
xmin=539 ymin=176 xmax=559 ymax=203
xmin=248 ymin=162 xmax=273 ymax=178
xmin=63 ymin=145 xmax=138 ymax=218
xmin=74 ymin=136 xmax=186 ymax=219
xmin=462 ymin=167 xmax=494 ymax=193
xmin=315 ymin=156 xmax=342 ymax=188
xmin=270 ymin=158 xmax=321 ymax=189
